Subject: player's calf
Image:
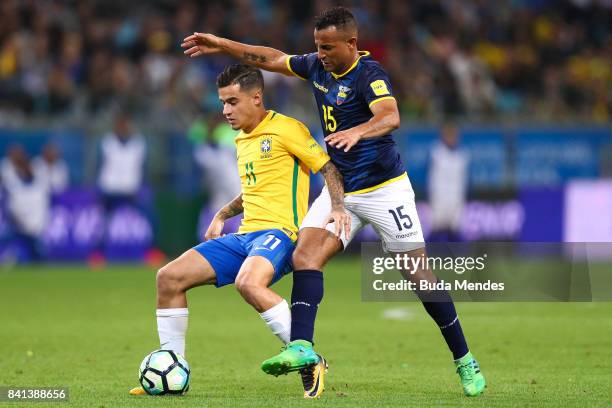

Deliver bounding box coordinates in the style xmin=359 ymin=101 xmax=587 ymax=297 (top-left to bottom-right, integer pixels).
xmin=398 ymin=248 xmax=486 ymax=396
xmin=235 ymin=276 xmax=268 ymax=312
xmin=156 ymin=264 xmax=187 ymax=305
xmin=235 ymin=255 xmax=292 ymax=344
xmin=155 ymin=250 xmax=217 ymax=356
xmin=234 ymin=255 xmax=282 ymax=313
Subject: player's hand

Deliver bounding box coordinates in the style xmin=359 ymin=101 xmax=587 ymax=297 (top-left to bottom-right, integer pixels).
xmin=181 ymin=32 xmax=223 ymax=58
xmin=322 ymin=208 xmax=351 ymax=240
xmin=204 ymin=216 xmax=225 ymax=241
xmin=325 ymin=129 xmax=362 ymax=152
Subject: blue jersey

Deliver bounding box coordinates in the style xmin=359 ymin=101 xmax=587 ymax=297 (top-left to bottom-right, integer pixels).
xmin=287 ymin=51 xmax=406 ymax=194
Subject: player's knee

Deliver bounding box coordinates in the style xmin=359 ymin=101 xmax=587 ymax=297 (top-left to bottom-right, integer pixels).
xmin=234 ymin=273 xmax=262 ymax=298
xmin=292 ymin=246 xmax=321 ymax=270
xmin=234 ymin=279 xmax=251 ymax=297
xmin=156 ymin=264 xmax=184 ymax=295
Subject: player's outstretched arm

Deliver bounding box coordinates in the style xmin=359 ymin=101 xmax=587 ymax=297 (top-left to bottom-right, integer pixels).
xmin=204 ymin=194 xmax=243 ymax=241
xmin=319 ymin=161 xmax=351 ymax=239
xmin=325 ymin=98 xmax=401 ymax=152
xmin=181 ymin=33 xmax=292 ymax=76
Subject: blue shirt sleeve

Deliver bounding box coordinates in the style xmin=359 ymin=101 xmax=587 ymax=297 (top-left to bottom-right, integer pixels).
xmin=286 ymin=53 xmax=318 ymax=81
xmin=360 ymin=66 xmax=396 ymax=109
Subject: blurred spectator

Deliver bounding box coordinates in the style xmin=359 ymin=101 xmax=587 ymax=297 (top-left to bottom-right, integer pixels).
xmin=191 ymin=115 xmax=242 ymax=237
xmin=0 ymin=145 xmax=51 ymax=261
xmin=97 ymin=112 xmax=146 ymax=210
xmin=191 ymin=116 xmax=240 ymax=210
xmin=89 ymin=112 xmax=147 ymax=266
xmin=427 ymin=123 xmax=469 ymax=242
xmin=447 ymin=43 xmax=497 ymax=117
xmin=0 ymin=145 xmax=24 ymax=190
xmin=32 ymin=143 xmax=69 ymax=193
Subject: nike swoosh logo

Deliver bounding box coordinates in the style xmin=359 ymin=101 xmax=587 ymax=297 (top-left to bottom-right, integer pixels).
xmin=308 ymin=373 xmax=321 ymax=397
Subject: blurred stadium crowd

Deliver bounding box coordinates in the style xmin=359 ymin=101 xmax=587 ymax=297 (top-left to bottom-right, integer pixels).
xmin=0 ymin=0 xmax=611 ymax=127
xmin=0 ymin=0 xmax=611 ymax=263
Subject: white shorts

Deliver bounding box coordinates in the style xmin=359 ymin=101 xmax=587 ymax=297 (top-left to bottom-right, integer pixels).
xmin=300 ymin=174 xmax=425 ymax=252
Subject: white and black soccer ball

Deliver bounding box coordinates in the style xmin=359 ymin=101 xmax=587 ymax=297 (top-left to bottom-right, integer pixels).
xmin=139 ymin=349 xmax=190 ymax=395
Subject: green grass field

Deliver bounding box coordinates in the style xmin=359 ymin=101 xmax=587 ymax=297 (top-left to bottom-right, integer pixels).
xmin=1 ymin=258 xmax=611 ymax=407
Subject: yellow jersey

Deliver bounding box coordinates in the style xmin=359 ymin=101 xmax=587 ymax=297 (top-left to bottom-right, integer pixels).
xmin=235 ymin=110 xmax=330 ymax=240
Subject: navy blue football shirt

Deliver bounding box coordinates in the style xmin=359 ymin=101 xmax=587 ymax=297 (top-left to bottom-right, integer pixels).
xmin=287 ymin=51 xmax=406 ymax=193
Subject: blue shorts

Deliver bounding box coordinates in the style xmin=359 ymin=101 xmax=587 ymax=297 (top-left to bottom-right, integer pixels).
xmin=193 ymin=229 xmax=295 ymax=288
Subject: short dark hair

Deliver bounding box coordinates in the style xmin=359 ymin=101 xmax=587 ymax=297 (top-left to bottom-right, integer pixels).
xmin=216 ymin=64 xmax=264 ymax=91
xmin=314 ymin=6 xmax=357 ymax=32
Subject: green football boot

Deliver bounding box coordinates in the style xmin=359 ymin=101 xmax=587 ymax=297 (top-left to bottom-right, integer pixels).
xmin=261 ymin=340 xmax=320 ymax=376
xmin=455 ymin=352 xmax=486 ymax=397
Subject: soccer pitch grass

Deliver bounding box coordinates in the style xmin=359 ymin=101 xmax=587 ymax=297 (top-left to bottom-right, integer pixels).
xmin=1 ymin=258 xmax=611 ymax=407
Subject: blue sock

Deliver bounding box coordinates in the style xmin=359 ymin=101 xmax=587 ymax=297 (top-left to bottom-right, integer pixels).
xmin=417 ymin=288 xmax=469 ymax=360
xmin=290 ymin=270 xmax=324 ymax=343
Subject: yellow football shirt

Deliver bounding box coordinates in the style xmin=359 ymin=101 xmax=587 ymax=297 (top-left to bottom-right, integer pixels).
xmin=235 ymin=110 xmax=330 ymax=240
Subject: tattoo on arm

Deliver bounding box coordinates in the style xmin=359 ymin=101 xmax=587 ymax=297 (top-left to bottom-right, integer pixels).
xmin=243 ymin=52 xmax=267 ymax=64
xmin=320 ymin=162 xmax=345 ymax=209
xmin=217 ymin=194 xmax=244 ymax=219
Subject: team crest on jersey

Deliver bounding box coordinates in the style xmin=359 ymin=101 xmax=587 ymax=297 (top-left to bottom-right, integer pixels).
xmin=260 ymin=136 xmax=273 ymax=158
xmin=336 ymin=85 xmax=352 ymax=105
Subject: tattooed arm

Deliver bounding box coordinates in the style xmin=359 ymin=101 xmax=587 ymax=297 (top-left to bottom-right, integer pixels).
xmin=320 ymin=162 xmax=344 ymax=211
xmin=181 ymin=33 xmax=292 ymax=76
xmin=319 ymin=161 xmax=351 ymax=239
xmin=204 ymin=194 xmax=243 ymax=241
xmin=216 ymin=194 xmax=244 ymax=220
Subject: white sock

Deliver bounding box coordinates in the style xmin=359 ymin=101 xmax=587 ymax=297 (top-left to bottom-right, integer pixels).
xmin=156 ymin=308 xmax=189 ymax=356
xmin=259 ymin=299 xmax=291 ymax=344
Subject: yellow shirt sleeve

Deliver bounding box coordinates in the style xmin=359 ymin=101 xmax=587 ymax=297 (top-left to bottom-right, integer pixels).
xmin=280 ymin=121 xmax=330 ymax=173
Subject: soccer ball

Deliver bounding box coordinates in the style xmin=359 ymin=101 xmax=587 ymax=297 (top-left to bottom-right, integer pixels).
xmin=139 ymin=349 xmax=190 ymax=395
